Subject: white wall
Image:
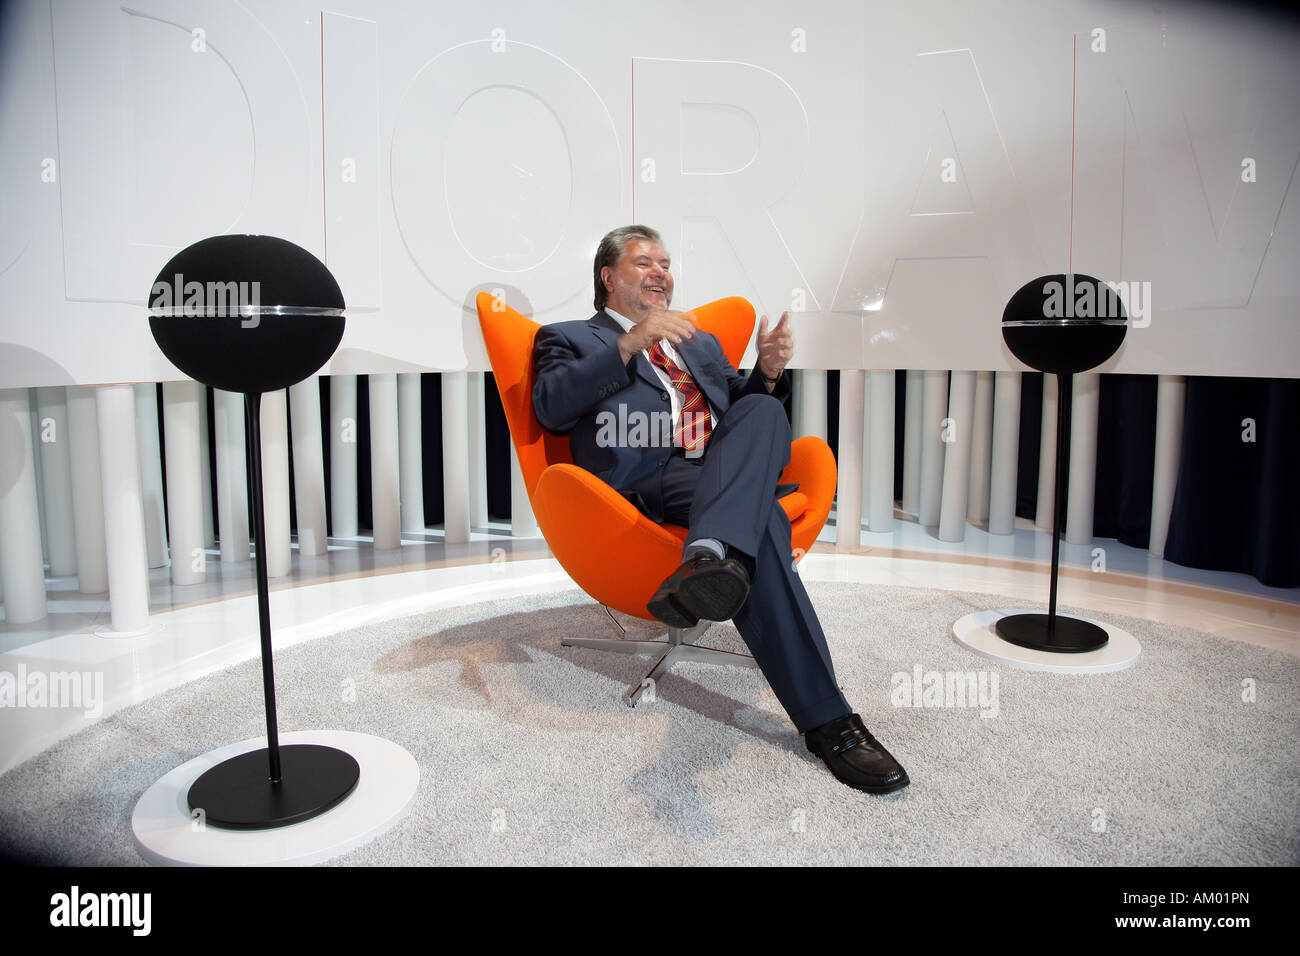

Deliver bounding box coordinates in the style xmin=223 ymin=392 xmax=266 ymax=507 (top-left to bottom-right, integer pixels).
xmin=0 ymin=0 xmax=1297 ymax=386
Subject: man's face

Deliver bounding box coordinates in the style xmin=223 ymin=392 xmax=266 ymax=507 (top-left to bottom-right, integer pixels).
xmin=602 ymin=238 xmax=673 ymax=320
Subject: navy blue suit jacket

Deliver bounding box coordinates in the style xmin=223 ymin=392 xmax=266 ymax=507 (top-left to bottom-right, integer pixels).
xmin=532 ymin=310 xmax=791 ymax=519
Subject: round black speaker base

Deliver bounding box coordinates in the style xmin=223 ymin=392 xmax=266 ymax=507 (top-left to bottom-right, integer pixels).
xmin=994 ymin=613 xmax=1109 ymax=653
xmin=186 ymin=744 xmax=360 ymax=831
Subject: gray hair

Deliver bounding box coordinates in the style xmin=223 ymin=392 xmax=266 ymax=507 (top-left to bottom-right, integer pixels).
xmin=592 ymin=225 xmax=664 ymax=310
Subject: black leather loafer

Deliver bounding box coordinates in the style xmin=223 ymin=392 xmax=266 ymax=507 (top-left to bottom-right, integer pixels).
xmin=805 ymin=714 xmax=909 ymax=794
xmin=645 ymin=554 xmax=751 ymax=628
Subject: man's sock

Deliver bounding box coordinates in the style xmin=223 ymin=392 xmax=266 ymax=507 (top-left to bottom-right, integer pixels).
xmin=683 ymin=538 xmax=725 ymax=562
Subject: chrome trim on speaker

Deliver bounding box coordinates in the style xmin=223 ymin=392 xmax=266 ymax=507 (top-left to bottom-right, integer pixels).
xmin=148 ymin=305 xmax=346 ymax=318
xmin=1002 ymin=318 xmax=1128 ymax=327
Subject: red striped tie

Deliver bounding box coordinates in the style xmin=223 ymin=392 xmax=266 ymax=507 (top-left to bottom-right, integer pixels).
xmin=648 ymin=340 xmax=713 ymax=453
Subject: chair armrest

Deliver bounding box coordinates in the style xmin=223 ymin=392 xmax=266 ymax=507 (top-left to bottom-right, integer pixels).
xmin=781 ymin=437 xmax=836 ymax=515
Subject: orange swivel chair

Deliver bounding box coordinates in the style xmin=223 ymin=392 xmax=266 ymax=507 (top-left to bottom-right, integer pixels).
xmin=477 ymin=292 xmax=837 ymax=705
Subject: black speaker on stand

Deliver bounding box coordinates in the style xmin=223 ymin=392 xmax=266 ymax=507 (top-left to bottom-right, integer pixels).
xmin=997 ymin=274 xmax=1127 ymax=654
xmin=148 ymin=235 xmax=359 ymax=830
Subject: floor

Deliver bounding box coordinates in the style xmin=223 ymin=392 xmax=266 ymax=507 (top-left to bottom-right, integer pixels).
xmin=1 ymin=511 xmax=1296 ymax=775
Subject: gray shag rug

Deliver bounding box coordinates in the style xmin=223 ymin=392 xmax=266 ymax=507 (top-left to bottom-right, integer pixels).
xmin=1 ymin=581 xmax=1296 ymax=866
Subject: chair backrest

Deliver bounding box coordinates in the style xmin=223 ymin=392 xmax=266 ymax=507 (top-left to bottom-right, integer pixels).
xmin=476 ymin=293 xmax=755 ymax=500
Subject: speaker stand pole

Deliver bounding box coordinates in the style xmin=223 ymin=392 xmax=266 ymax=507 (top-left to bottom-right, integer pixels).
xmin=245 ymin=391 xmax=282 ymax=782
xmin=993 ymin=371 xmax=1108 ymax=653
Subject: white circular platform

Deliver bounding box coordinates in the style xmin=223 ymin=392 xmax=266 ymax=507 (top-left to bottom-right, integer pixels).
xmin=131 ymin=730 xmax=418 ymax=866
xmin=952 ymin=609 xmax=1142 ymax=673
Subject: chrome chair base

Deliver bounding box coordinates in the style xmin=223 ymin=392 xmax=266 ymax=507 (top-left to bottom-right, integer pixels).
xmin=563 ymin=618 xmax=757 ymax=707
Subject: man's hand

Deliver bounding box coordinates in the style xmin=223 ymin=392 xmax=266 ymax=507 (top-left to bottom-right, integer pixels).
xmin=618 ymin=309 xmax=697 ymax=363
xmin=756 ymin=312 xmax=793 ymax=385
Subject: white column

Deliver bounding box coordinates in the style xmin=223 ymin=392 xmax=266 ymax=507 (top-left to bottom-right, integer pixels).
xmin=794 ymin=369 xmax=828 ymax=441
xmin=330 ymin=374 xmax=358 ymax=538
xmin=162 ymin=381 xmax=205 ymax=586
xmin=35 ymin=387 xmax=77 ymax=576
xmin=397 ymin=373 xmax=425 ymax=535
xmin=0 ymin=389 xmax=47 ymax=622
xmin=901 ymin=370 xmax=923 ymax=516
xmin=260 ymin=389 xmax=293 ymax=577
xmin=96 ymin=385 xmax=150 ymax=633
xmin=938 ymin=370 xmax=976 ymax=542
xmin=441 ymin=372 xmax=470 ymax=543
xmin=1065 ymin=373 xmax=1100 ymax=545
xmin=1035 ymin=375 xmax=1058 ymax=530
xmin=859 ymin=378 xmax=871 ymax=522
xmin=867 ymin=370 xmax=895 ymax=531
xmin=918 ymin=370 xmax=948 ymax=529
xmin=198 ymin=388 xmax=215 ymax=548
xmin=134 ymin=384 xmax=169 ymax=569
xmin=988 ymin=371 xmax=1022 ymax=535
xmin=29 ymin=393 xmax=48 ymax=566
xmin=468 ymin=372 xmax=489 ymax=529
xmin=835 ymin=370 xmax=865 ymax=549
xmin=509 ymin=444 xmax=537 ymax=538
xmin=67 ymin=386 xmax=108 ymax=594
xmin=368 ymin=374 xmax=401 ymax=550
xmin=214 ymin=389 xmax=249 ymax=563
xmin=1149 ymin=375 xmax=1187 ymax=559
xmin=967 ymin=371 xmax=994 ymax=524
xmin=289 ymin=377 xmax=328 ymax=555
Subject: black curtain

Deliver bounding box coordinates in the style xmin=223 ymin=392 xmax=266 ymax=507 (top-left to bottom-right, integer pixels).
xmin=1092 ymin=374 xmax=1157 ymax=549
xmin=419 ymin=373 xmax=446 ymax=526
xmin=1164 ymin=377 xmax=1299 ymax=588
xmin=484 ymin=372 xmax=513 ymax=520
xmin=1016 ymin=372 xmax=1043 ymax=520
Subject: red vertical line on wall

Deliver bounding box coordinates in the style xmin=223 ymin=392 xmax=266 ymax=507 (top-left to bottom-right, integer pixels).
xmin=630 ymin=57 xmax=636 ymax=222
xmin=1120 ymin=92 xmax=1127 ymax=274
xmin=1069 ymin=33 xmax=1076 ymax=273
xmin=321 ymin=12 xmax=328 ymax=263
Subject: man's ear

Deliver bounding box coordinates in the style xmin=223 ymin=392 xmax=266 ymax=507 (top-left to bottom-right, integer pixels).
xmin=600 ymin=265 xmax=614 ymax=293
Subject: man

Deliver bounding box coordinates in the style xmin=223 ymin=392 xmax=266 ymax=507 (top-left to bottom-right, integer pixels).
xmin=531 ymin=225 xmax=908 ymax=794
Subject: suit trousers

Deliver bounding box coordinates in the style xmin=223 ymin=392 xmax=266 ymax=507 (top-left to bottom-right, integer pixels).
xmin=626 ymin=394 xmax=851 ymax=733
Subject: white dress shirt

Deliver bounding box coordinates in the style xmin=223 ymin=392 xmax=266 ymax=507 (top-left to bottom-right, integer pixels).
xmin=604 ymin=307 xmax=719 ymax=432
